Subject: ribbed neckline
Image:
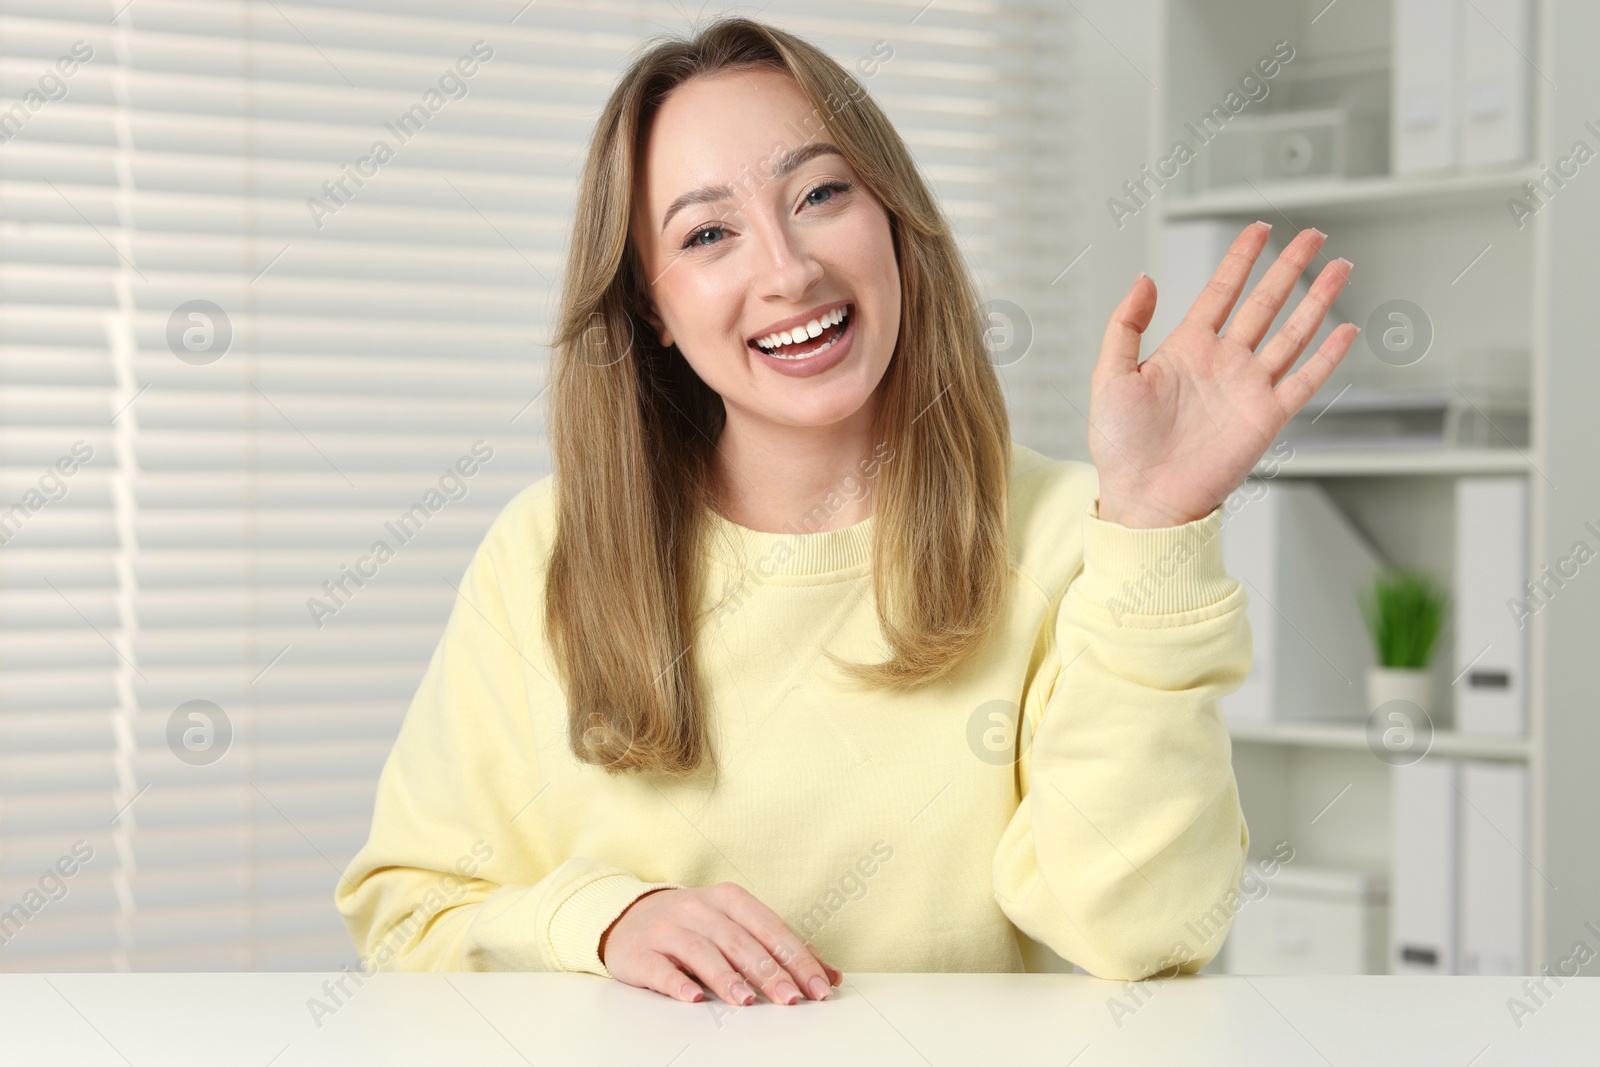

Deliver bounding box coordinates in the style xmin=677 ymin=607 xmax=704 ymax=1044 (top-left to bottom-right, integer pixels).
xmin=702 ymin=505 xmax=875 ymax=578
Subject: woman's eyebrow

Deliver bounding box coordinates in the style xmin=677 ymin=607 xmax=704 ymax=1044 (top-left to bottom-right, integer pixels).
xmin=658 ymin=141 xmax=845 ymax=234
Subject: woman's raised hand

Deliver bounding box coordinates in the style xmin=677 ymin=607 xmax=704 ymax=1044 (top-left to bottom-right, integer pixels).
xmin=600 ymin=883 xmax=842 ymax=1006
xmin=1087 ymin=222 xmax=1358 ymax=529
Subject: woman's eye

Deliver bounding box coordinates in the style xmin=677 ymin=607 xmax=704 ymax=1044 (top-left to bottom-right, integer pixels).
xmin=804 ymin=180 xmax=851 ymax=207
xmin=679 ymin=182 xmax=850 ymax=251
xmin=682 ymin=225 xmax=725 ymax=250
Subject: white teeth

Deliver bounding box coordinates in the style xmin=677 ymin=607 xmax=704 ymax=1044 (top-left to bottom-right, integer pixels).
xmin=765 ymin=333 xmax=841 ymax=360
xmin=754 ymin=304 xmax=850 ymax=351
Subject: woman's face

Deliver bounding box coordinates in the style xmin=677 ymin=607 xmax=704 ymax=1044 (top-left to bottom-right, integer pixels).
xmin=631 ymin=68 xmax=900 ymax=433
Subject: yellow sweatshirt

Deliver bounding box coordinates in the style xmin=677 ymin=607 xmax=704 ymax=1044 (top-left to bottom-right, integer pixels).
xmin=335 ymin=441 xmax=1251 ymax=981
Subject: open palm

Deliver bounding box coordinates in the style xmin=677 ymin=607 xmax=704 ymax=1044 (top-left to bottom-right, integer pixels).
xmin=1088 ymin=223 xmax=1357 ymax=529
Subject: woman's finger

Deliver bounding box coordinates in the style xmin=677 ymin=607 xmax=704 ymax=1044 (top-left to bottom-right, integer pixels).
xmin=806 ymin=947 xmax=844 ymax=991
xmin=639 ymin=949 xmax=708 ymax=1003
xmin=1257 ymin=257 xmax=1354 ymax=383
xmin=1274 ymin=321 xmax=1361 ymax=418
xmin=1223 ymin=227 xmax=1326 ymax=351
xmin=716 ymin=886 xmax=832 ymax=1001
xmin=1183 ymin=221 xmax=1272 ymax=332
xmin=667 ymin=927 xmax=758 ymax=1006
xmin=1094 ymin=272 xmax=1156 ymax=383
xmin=666 ymin=899 xmax=808 ymax=1005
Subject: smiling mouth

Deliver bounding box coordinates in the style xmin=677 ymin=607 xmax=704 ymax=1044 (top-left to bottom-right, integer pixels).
xmin=749 ymin=304 xmax=852 ymax=360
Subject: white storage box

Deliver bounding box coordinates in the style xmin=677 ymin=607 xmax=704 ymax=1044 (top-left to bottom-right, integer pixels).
xmin=1201 ymin=107 xmax=1386 ymax=190
xmin=1226 ymin=865 xmax=1390 ymax=975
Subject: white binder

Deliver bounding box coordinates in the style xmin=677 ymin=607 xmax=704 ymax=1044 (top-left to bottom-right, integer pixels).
xmin=1458 ymin=761 xmax=1528 ymax=974
xmin=1390 ymin=757 xmax=1459 ymax=974
xmin=1460 ymin=0 xmax=1533 ymax=166
xmin=1220 ymin=480 xmax=1382 ymax=723
xmin=1454 ymin=477 xmax=1527 ymax=734
xmin=1393 ymin=0 xmax=1462 ymax=173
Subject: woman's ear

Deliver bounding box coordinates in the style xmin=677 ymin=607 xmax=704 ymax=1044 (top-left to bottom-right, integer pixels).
xmin=638 ymin=301 xmax=672 ymax=349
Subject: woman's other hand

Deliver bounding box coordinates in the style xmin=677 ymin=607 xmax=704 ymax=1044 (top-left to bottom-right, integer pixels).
xmin=599 ymin=883 xmax=842 ymax=1005
xmin=1088 ymin=222 xmax=1357 ymax=529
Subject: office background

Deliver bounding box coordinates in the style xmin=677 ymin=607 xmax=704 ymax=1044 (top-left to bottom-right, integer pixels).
xmin=0 ymin=0 xmax=1595 ymax=980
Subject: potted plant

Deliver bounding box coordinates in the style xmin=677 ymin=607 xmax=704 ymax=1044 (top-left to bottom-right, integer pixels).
xmin=1359 ymin=569 xmax=1449 ymax=719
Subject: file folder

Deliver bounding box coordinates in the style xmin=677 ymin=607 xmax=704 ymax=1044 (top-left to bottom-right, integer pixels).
xmin=1391 ymin=757 xmax=1459 ymax=974
xmin=1458 ymin=761 xmax=1528 ymax=975
xmin=1460 ymin=0 xmax=1532 ymax=166
xmin=1393 ymin=0 xmax=1462 ymax=173
xmin=1454 ymin=477 xmax=1527 ymax=734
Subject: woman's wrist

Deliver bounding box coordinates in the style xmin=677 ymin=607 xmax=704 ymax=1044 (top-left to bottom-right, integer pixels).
xmin=1095 ymin=494 xmax=1201 ymax=530
xmin=600 ymin=887 xmax=675 ymax=963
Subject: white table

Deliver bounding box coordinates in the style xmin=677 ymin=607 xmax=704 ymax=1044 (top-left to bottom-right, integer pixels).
xmin=0 ymin=971 xmax=1590 ymax=1065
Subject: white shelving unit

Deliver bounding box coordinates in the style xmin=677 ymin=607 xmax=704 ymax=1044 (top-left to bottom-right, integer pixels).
xmin=1252 ymin=447 xmax=1529 ymax=477
xmin=1166 ymin=165 xmax=1540 ymax=220
xmin=1152 ymin=0 xmax=1597 ymax=977
xmin=1226 ymin=719 xmax=1533 ymax=761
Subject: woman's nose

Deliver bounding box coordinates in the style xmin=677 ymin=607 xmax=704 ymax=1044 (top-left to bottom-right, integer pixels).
xmin=752 ymin=213 xmax=824 ymax=301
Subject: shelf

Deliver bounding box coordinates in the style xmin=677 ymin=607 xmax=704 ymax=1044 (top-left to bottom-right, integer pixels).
xmin=1150 ymin=0 xmax=1590 ymax=975
xmin=1252 ymin=447 xmax=1530 ymax=478
xmin=1164 ymin=166 xmax=1539 ymax=222
xmin=1228 ymin=719 xmax=1532 ymax=761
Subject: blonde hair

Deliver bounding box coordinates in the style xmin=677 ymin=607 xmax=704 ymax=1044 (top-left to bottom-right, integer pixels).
xmin=545 ymin=15 xmax=1011 ymax=780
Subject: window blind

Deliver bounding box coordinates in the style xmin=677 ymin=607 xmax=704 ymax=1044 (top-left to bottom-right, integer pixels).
xmin=0 ymin=0 xmax=1072 ymax=971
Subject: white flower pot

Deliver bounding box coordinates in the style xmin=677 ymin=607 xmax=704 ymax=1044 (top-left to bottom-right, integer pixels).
xmin=1365 ymin=666 xmax=1434 ymax=717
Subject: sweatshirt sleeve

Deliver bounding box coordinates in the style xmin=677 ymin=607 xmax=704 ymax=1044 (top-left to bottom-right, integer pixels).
xmin=992 ymin=498 xmax=1251 ymax=981
xmin=334 ymin=492 xmax=684 ymax=977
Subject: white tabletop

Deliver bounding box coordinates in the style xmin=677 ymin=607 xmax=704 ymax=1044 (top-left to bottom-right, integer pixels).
xmin=0 ymin=971 xmax=1589 ymax=1065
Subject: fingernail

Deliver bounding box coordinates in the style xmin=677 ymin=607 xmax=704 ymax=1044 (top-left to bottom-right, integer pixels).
xmin=681 ymin=982 xmax=703 ymax=1002
xmin=775 ymin=980 xmax=799 ymax=1004
xmin=805 ymin=944 xmax=841 ymax=985
xmin=1309 ymin=227 xmax=1327 ymax=239
xmin=808 ymin=976 xmax=831 ymax=1000
xmin=732 ymin=981 xmax=755 ymax=1005
xmin=1253 ymin=219 xmax=1272 ymax=229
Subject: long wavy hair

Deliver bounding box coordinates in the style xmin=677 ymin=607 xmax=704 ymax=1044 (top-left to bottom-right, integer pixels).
xmin=544 ymin=15 xmax=1012 ymax=781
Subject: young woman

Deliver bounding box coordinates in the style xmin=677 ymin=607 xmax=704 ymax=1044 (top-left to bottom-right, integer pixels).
xmin=336 ymin=17 xmax=1356 ymax=1009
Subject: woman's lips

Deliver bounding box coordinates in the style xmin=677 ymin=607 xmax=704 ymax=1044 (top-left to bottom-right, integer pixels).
xmin=750 ymin=304 xmax=857 ymax=379
xmin=753 ymin=313 xmax=848 ymax=359
xmin=747 ymin=301 xmax=852 ymax=351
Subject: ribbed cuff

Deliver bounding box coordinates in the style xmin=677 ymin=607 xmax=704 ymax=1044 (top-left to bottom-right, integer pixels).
xmin=548 ymin=873 xmax=686 ymax=978
xmin=1073 ymin=501 xmax=1237 ymax=619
